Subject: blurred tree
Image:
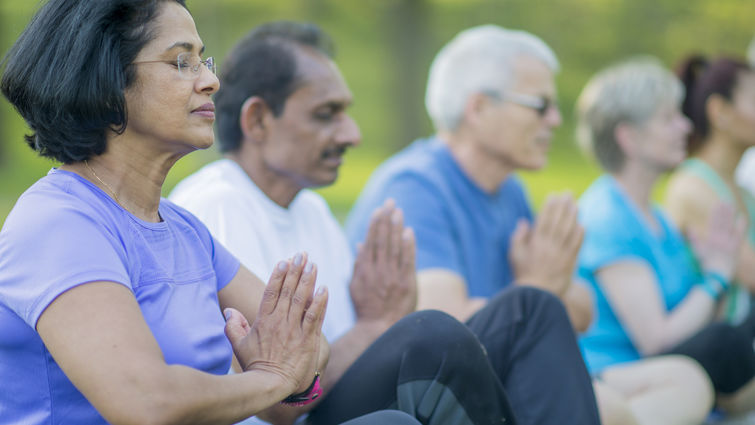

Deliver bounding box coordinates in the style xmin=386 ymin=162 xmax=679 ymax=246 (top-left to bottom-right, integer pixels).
xmin=0 ymin=6 xmax=6 ymax=165
xmin=382 ymin=0 xmax=434 ymax=149
xmin=1 ymin=0 xmax=754 ymax=222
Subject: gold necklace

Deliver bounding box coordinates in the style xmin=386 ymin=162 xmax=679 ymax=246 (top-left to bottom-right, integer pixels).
xmin=84 ymin=160 xmax=121 ymax=205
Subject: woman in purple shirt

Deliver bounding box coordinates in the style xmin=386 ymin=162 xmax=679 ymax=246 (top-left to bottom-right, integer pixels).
xmin=0 ymin=1 xmax=428 ymax=424
xmin=0 ymin=1 xmax=518 ymax=424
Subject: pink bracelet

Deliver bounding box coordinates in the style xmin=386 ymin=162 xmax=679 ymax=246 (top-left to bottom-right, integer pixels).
xmin=280 ymin=373 xmax=322 ymax=406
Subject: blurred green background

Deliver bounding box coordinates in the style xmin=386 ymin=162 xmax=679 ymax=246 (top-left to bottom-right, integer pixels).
xmin=1 ymin=0 xmax=753 ymax=224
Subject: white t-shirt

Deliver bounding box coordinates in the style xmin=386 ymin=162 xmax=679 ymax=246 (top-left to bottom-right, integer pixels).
xmin=170 ymin=159 xmax=357 ymax=425
xmin=736 ymin=148 xmax=755 ymax=196
xmin=169 ymin=159 xmax=356 ymax=343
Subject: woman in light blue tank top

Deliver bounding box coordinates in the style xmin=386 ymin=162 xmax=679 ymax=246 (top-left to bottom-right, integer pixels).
xmin=576 ymin=57 xmax=755 ymax=418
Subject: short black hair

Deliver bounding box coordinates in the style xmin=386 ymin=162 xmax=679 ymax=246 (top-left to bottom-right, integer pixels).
xmin=214 ymin=21 xmax=335 ymax=153
xmin=0 ymin=0 xmax=187 ymax=164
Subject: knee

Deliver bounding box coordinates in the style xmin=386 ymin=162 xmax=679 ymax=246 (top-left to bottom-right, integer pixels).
xmin=400 ymin=310 xmax=478 ymax=345
xmin=399 ymin=310 xmax=487 ymax=361
xmin=660 ymin=355 xmax=715 ymax=419
xmin=593 ymin=381 xmax=639 ymax=425
xmin=496 ymin=285 xmax=570 ymax=323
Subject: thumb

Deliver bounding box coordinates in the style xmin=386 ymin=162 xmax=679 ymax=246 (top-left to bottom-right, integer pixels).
xmin=223 ymin=307 xmax=251 ymax=349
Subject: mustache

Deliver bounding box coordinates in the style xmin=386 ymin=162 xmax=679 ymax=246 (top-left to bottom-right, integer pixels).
xmin=322 ymin=145 xmax=349 ymax=158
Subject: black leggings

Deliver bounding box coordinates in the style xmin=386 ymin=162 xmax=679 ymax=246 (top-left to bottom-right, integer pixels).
xmin=666 ymin=309 xmax=755 ymax=394
xmin=307 ymin=310 xmax=516 ymax=425
xmin=341 ymin=411 xmax=422 ymax=425
xmin=467 ymin=286 xmax=601 ymax=425
xmin=308 ymin=286 xmax=601 ymax=425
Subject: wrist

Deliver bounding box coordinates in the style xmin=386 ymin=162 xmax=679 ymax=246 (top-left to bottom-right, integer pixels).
xmin=353 ymin=318 xmax=394 ymax=335
xmin=281 ymin=373 xmax=322 ymax=407
xmin=514 ymin=276 xmax=569 ymax=297
xmin=698 ymin=270 xmax=730 ymax=301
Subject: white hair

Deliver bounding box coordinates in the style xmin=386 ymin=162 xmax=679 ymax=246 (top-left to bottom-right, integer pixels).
xmin=575 ymin=56 xmax=684 ymax=172
xmin=425 ymin=25 xmax=559 ymax=132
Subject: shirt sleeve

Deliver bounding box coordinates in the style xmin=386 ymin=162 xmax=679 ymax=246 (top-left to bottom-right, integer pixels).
xmin=578 ymin=211 xmax=645 ymax=273
xmin=379 ymin=174 xmax=464 ymax=275
xmin=0 ymin=202 xmax=131 ymax=328
xmin=165 ymin=201 xmax=242 ymax=292
xmin=209 ymin=236 xmax=241 ymax=292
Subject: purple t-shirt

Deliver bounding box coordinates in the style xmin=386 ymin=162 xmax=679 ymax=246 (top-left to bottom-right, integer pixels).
xmin=0 ymin=169 xmax=240 ymax=424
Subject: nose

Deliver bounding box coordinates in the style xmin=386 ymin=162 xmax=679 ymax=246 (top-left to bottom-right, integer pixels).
xmin=196 ymin=65 xmax=220 ymax=95
xmin=679 ymin=114 xmax=692 ymax=135
xmin=545 ymin=103 xmax=562 ymax=128
xmin=336 ymin=115 xmax=362 ymax=147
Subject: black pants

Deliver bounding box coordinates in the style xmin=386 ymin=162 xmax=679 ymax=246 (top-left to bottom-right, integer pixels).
xmin=342 ymin=411 xmax=422 ymax=425
xmin=309 ymin=286 xmax=600 ymax=425
xmin=308 ymin=310 xmax=516 ymax=424
xmin=467 ymin=286 xmax=601 ymax=425
xmin=666 ymin=309 xmax=755 ymax=394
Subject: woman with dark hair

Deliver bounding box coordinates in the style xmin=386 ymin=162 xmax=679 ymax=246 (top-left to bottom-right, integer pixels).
xmin=0 ymin=1 xmax=330 ymax=423
xmin=0 ymin=1 xmax=430 ymax=424
xmin=662 ymin=55 xmax=755 ymax=417
xmin=666 ymin=56 xmax=755 ymax=323
xmin=0 ymin=1 xmax=524 ymax=424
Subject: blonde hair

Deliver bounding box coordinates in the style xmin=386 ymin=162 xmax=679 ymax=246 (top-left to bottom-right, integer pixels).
xmin=576 ymin=57 xmax=683 ymax=172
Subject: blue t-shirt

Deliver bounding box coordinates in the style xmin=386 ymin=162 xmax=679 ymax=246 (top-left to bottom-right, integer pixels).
xmin=0 ymin=169 xmax=240 ymax=424
xmin=346 ymin=137 xmax=533 ymax=298
xmin=577 ymin=175 xmax=699 ymax=373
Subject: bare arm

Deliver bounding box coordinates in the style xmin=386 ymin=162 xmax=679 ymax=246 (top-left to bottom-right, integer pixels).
xmin=666 ymin=171 xmax=755 ymax=291
xmin=416 ymin=269 xmax=487 ymax=322
xmin=563 ymin=282 xmax=594 ymax=333
xmin=597 ymin=261 xmax=716 ymax=355
xmin=607 ymin=185 xmax=745 ymax=354
xmin=37 ymin=259 xmax=326 ymax=425
xmin=36 ymin=262 xmax=325 ymax=425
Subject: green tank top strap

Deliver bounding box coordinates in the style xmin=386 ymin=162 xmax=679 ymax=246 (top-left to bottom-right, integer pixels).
xmin=681 ymin=158 xmax=755 ymax=245
xmin=679 ymin=158 xmax=735 ymax=202
xmin=743 ymin=190 xmax=755 ymax=246
xmin=678 ymin=158 xmax=753 ymax=324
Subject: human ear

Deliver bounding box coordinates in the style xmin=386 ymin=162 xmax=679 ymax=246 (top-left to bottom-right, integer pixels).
xmin=613 ymin=122 xmax=637 ymax=157
xmin=463 ymin=92 xmax=493 ymax=129
xmin=705 ymin=94 xmax=729 ymax=129
xmin=239 ymin=96 xmax=270 ymax=144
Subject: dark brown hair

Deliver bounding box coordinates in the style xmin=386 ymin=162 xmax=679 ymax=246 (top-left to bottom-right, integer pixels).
xmin=676 ymin=55 xmax=751 ymax=153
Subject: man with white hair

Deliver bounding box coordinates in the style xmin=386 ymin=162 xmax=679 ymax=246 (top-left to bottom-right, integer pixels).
xmin=347 ymin=25 xmax=593 ymax=331
xmin=346 ymin=24 xmax=606 ymax=424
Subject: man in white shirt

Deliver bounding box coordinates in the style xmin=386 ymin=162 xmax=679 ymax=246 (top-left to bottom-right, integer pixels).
xmin=171 ymin=21 xmax=600 ymax=425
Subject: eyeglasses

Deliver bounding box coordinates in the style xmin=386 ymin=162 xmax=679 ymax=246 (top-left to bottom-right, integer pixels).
xmin=484 ymin=90 xmax=557 ymax=117
xmin=133 ymin=52 xmax=216 ymax=79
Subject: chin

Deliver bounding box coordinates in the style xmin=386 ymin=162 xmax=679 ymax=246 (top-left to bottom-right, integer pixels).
xmin=311 ymin=171 xmax=339 ymax=188
xmin=191 ymin=133 xmax=215 ymax=150
xmin=519 ymin=157 xmax=548 ymax=171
